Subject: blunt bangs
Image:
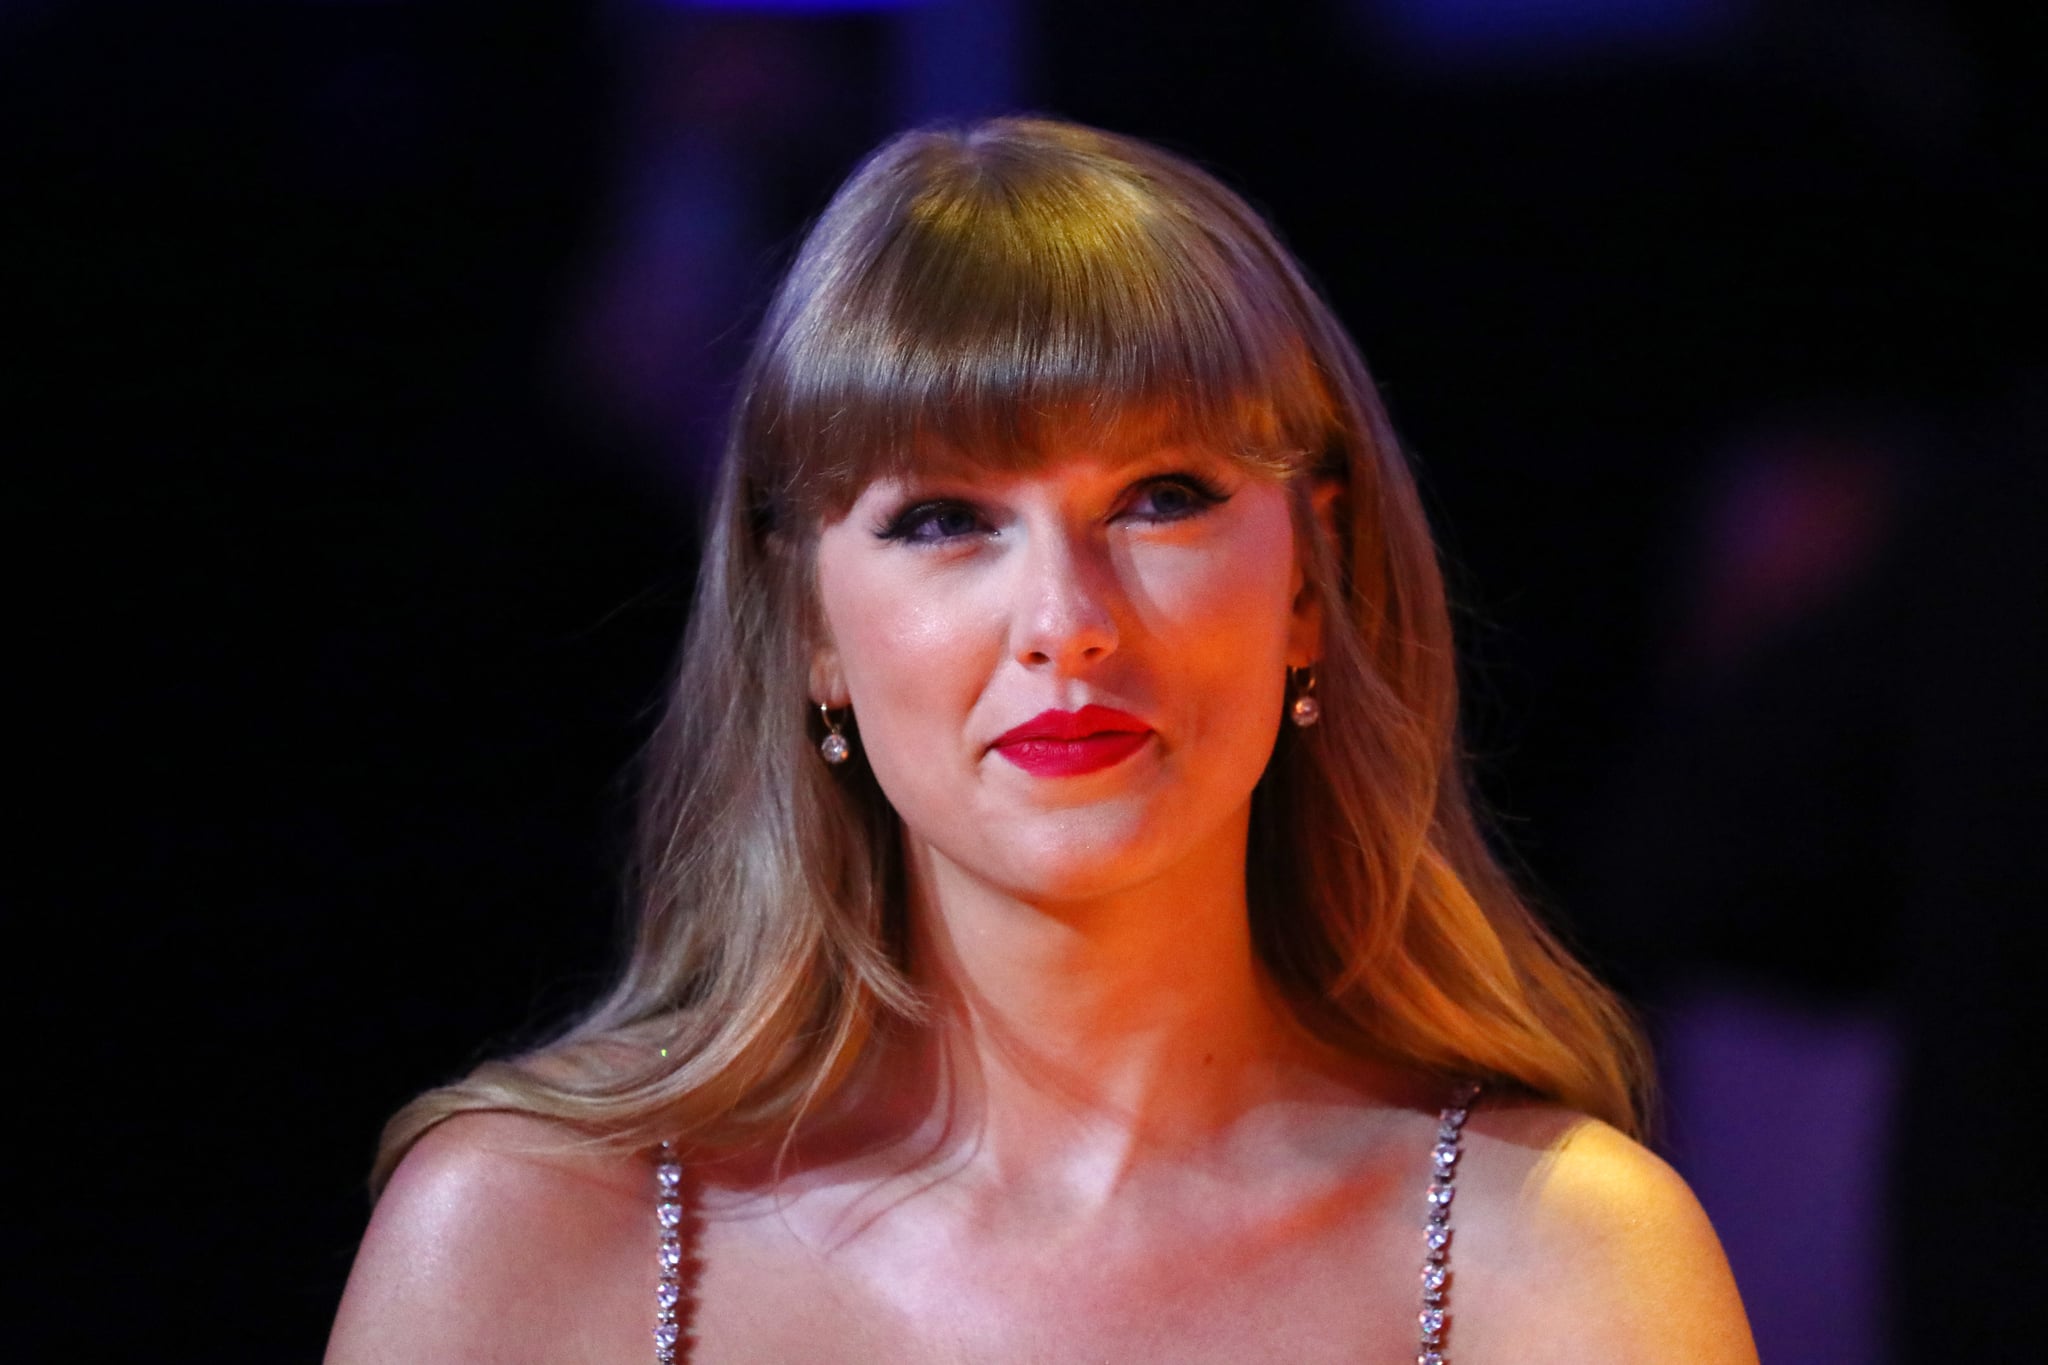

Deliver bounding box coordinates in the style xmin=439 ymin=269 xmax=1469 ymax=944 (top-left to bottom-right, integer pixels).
xmin=737 ymin=119 xmax=1340 ymax=527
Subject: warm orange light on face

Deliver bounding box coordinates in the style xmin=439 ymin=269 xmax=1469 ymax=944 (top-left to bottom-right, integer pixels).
xmin=811 ymin=445 xmax=1321 ymax=916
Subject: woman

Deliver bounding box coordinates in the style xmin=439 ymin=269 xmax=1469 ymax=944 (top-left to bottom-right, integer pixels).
xmin=328 ymin=116 xmax=1755 ymax=1363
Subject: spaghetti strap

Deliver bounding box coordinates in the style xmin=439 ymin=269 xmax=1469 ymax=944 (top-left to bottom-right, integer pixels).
xmin=649 ymin=1088 xmax=1483 ymax=1364
xmin=1418 ymin=1081 xmax=1481 ymax=1365
xmin=652 ymin=1142 xmax=697 ymax=1365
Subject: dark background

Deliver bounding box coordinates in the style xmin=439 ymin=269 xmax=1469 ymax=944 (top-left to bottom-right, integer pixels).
xmin=13 ymin=1 xmax=2044 ymax=1359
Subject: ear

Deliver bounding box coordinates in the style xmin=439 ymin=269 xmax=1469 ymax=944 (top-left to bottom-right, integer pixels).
xmin=1287 ymin=476 xmax=1342 ymax=668
xmin=809 ymin=645 xmax=848 ymax=710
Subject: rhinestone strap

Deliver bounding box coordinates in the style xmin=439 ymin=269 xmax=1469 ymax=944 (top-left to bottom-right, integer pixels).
xmin=654 ymin=1142 xmax=685 ymax=1364
xmin=651 ymin=1093 xmax=1480 ymax=1365
xmin=1418 ymin=1081 xmax=1480 ymax=1365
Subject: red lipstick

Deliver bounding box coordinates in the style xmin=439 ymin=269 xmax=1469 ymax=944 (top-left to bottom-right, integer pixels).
xmin=990 ymin=705 xmax=1153 ymax=777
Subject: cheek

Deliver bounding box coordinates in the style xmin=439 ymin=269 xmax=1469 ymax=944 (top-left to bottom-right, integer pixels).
xmin=1138 ymin=510 xmax=1300 ymax=783
xmin=831 ymin=585 xmax=981 ymax=688
xmin=1130 ymin=511 xmax=1299 ymax=670
xmin=815 ymin=550 xmax=991 ymax=768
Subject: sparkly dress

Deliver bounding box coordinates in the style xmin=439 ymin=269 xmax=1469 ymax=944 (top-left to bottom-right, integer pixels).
xmin=651 ymin=1082 xmax=1481 ymax=1364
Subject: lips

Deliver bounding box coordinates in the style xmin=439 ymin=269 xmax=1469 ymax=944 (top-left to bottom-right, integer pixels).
xmin=990 ymin=705 xmax=1153 ymax=777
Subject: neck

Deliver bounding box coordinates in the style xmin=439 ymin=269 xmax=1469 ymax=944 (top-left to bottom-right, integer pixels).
xmin=878 ymin=811 xmax=1329 ymax=1208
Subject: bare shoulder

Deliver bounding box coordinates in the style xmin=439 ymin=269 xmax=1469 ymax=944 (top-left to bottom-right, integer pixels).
xmin=325 ymin=1111 xmax=657 ymax=1365
xmin=1451 ymin=1102 xmax=1758 ymax=1365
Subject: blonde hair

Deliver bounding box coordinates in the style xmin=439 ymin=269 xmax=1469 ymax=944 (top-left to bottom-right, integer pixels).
xmin=372 ymin=115 xmax=1648 ymax=1195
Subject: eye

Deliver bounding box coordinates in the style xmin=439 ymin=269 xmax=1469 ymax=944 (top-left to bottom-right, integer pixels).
xmin=873 ymin=499 xmax=990 ymax=545
xmin=1122 ymin=474 xmax=1230 ymax=523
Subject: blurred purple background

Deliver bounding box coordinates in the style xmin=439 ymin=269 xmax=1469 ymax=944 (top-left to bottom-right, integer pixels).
xmin=13 ymin=1 xmax=2044 ymax=1359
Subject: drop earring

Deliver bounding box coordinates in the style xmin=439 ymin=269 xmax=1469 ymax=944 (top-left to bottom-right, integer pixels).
xmin=818 ymin=703 xmax=853 ymax=765
xmin=1288 ymin=666 xmax=1321 ymax=728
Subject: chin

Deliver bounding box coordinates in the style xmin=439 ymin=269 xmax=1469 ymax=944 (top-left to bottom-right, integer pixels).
xmin=973 ymin=808 xmax=1202 ymax=908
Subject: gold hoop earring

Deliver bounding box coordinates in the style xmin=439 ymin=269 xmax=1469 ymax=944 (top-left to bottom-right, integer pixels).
xmin=1288 ymin=666 xmax=1321 ymax=728
xmin=818 ymin=703 xmax=853 ymax=765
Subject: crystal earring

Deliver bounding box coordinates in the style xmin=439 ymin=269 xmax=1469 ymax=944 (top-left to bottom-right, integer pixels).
xmin=1288 ymin=666 xmax=1321 ymax=728
xmin=818 ymin=703 xmax=853 ymax=765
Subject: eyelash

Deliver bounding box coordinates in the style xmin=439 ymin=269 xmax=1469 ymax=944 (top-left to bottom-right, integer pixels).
xmin=872 ymin=474 xmax=1232 ymax=545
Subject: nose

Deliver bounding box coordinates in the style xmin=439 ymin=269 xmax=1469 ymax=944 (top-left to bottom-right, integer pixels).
xmin=1010 ymin=524 xmax=1120 ymax=673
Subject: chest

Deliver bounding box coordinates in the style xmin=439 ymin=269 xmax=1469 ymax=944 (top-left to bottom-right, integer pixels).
xmin=684 ymin=1194 xmax=1434 ymax=1364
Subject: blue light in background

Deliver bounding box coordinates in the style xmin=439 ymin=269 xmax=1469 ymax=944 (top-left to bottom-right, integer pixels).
xmin=665 ymin=0 xmax=932 ymax=11
xmin=1367 ymin=0 xmax=1745 ymax=68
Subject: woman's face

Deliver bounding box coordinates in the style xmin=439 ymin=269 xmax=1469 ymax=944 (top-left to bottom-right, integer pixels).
xmin=811 ymin=444 xmax=1323 ymax=908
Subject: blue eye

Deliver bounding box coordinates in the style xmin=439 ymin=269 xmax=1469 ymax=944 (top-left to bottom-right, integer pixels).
xmin=871 ymin=473 xmax=1228 ymax=544
xmin=1125 ymin=475 xmax=1228 ymax=522
xmin=875 ymin=500 xmax=987 ymax=544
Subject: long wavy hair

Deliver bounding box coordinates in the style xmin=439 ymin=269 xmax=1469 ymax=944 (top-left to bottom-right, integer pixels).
xmin=372 ymin=115 xmax=1648 ymax=1195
